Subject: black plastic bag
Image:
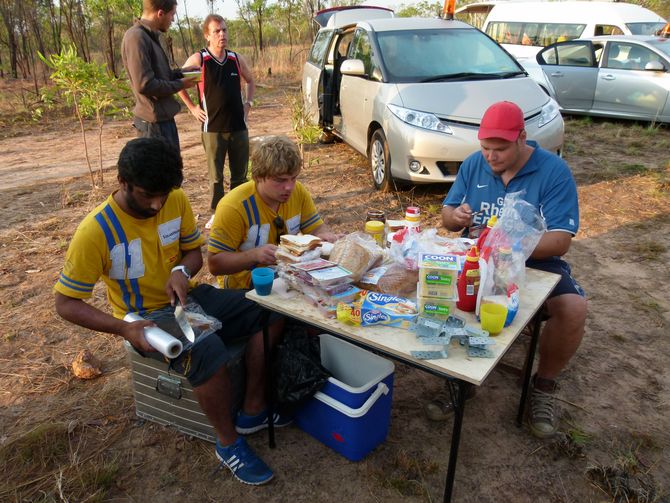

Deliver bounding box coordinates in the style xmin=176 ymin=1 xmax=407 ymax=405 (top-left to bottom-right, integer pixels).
xmin=272 ymin=323 xmax=330 ymax=414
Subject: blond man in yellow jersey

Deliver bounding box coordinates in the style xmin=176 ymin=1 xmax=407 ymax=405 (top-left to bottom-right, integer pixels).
xmin=54 ymin=137 xmax=285 ymax=486
xmin=208 ymin=135 xmax=340 ymax=288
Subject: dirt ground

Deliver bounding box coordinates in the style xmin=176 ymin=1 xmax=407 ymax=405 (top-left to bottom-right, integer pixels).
xmin=1 ymin=82 xmax=669 ymax=503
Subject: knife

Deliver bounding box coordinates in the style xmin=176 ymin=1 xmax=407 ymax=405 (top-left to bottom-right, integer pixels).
xmin=174 ymin=302 xmax=195 ymax=343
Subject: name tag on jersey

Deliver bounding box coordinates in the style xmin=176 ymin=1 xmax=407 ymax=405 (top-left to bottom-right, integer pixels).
xmin=158 ymin=217 xmax=181 ymax=246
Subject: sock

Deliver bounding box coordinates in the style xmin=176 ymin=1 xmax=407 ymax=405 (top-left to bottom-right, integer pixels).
xmin=533 ymin=375 xmax=557 ymax=393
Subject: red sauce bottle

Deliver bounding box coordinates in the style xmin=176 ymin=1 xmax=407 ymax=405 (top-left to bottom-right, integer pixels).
xmin=457 ymin=245 xmax=480 ymax=312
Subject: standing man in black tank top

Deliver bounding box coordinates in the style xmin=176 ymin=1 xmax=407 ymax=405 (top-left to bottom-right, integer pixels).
xmin=178 ymin=14 xmax=256 ymax=229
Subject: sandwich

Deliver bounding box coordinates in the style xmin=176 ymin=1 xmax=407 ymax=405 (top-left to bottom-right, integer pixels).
xmin=279 ymin=234 xmax=322 ymax=256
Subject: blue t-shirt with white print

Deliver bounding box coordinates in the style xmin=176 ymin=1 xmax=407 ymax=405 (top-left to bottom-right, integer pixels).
xmin=443 ymin=141 xmax=579 ymax=235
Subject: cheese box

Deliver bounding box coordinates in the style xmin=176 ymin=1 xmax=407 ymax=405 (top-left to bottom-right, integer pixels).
xmin=124 ymin=338 xmax=246 ymax=443
xmin=417 ymin=296 xmax=456 ymax=319
xmin=417 ymin=253 xmax=460 ymax=299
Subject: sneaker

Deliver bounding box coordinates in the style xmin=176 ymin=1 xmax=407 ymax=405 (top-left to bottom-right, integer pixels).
xmin=205 ymin=214 xmax=215 ymax=230
xmin=529 ymin=387 xmax=559 ymax=438
xmin=235 ymin=409 xmax=293 ymax=435
xmin=215 ymin=437 xmax=274 ymax=485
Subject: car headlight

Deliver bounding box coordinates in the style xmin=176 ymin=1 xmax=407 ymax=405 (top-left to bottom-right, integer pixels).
xmin=538 ymin=99 xmax=560 ymax=128
xmin=387 ymin=104 xmax=453 ymax=135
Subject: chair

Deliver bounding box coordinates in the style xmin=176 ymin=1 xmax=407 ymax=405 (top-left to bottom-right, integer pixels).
xmin=625 ymin=46 xmax=649 ymax=70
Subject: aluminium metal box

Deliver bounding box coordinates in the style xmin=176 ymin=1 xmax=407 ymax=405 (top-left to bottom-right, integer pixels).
xmin=124 ymin=339 xmax=246 ymax=443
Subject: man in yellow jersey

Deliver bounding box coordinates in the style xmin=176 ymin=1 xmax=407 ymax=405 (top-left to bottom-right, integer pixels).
xmin=207 ymin=135 xmax=340 ymax=289
xmin=54 ymin=138 xmax=286 ymax=486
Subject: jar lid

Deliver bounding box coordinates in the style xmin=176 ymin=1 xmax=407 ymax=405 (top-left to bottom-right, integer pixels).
xmin=365 ymin=220 xmax=385 ymax=232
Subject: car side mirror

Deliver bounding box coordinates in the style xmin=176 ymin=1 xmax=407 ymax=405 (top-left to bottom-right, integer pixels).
xmin=340 ymin=59 xmax=366 ymax=76
xmin=645 ymin=61 xmax=665 ymax=71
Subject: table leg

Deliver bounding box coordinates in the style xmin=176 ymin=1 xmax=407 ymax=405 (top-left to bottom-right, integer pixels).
xmin=260 ymin=310 xmax=275 ymax=448
xmin=443 ymin=379 xmax=470 ymax=503
xmin=516 ymin=310 xmax=542 ymax=427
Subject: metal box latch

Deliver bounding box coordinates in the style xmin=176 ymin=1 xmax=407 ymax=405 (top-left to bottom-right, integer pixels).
xmin=156 ymin=375 xmax=182 ymax=399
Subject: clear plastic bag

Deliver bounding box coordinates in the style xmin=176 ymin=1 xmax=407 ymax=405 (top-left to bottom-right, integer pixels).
xmin=182 ymin=301 xmax=222 ymax=340
xmin=143 ymin=300 xmax=222 ymax=349
xmin=389 ymin=228 xmax=469 ymax=270
xmin=477 ymin=191 xmax=547 ymax=322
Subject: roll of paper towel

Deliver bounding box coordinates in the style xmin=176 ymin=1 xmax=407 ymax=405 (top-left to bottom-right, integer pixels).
xmin=123 ymin=312 xmax=183 ymax=358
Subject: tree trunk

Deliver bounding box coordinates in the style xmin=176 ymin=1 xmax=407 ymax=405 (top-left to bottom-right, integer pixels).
xmin=73 ymin=99 xmax=95 ymax=188
xmin=0 ymin=0 xmax=19 ymax=78
xmin=174 ymin=13 xmax=190 ymax=63
xmin=97 ymin=111 xmax=105 ymax=185
xmin=182 ymin=1 xmax=195 ymax=55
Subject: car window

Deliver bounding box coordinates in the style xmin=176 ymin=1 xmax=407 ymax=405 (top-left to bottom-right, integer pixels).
xmin=308 ymin=30 xmax=332 ymax=66
xmin=350 ymin=29 xmax=381 ymax=79
xmin=627 ymin=22 xmax=667 ymax=35
xmin=605 ymin=42 xmax=661 ymax=70
xmin=538 ymin=41 xmax=594 ymax=66
xmin=376 ymin=28 xmax=519 ymax=83
xmin=594 ymin=25 xmax=623 ymax=36
xmin=486 ymin=21 xmax=585 ymax=46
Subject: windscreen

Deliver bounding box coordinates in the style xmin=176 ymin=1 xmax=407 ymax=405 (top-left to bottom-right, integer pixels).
xmin=647 ymin=38 xmax=670 ymax=57
xmin=376 ymin=28 xmax=520 ymax=82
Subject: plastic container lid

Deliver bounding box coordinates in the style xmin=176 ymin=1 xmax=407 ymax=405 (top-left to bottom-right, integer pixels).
xmin=365 ymin=220 xmax=385 ymax=233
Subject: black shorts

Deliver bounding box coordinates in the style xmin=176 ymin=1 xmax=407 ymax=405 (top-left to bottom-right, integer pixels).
xmin=526 ymin=258 xmax=585 ymax=298
xmin=143 ymin=284 xmax=282 ymax=387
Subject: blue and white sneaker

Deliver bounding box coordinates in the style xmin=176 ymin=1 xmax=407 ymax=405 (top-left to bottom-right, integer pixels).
xmin=235 ymin=409 xmax=294 ymax=435
xmin=215 ymin=437 xmax=274 ymax=485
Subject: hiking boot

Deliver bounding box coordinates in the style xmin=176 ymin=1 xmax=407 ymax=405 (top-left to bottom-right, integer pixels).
xmin=529 ymin=384 xmax=559 ymax=439
xmin=424 ymin=385 xmax=477 ymax=422
xmin=235 ymin=409 xmax=293 ymax=435
xmin=215 ymin=436 xmax=274 ymax=485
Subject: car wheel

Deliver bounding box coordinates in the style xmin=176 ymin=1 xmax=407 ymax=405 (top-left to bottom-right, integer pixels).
xmin=369 ymin=129 xmax=394 ymax=191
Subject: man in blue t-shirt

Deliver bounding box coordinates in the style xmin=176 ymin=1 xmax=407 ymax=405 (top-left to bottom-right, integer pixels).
xmin=441 ymin=101 xmax=587 ymax=439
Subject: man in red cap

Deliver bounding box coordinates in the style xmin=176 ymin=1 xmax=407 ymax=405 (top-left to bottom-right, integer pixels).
xmin=438 ymin=101 xmax=587 ymax=439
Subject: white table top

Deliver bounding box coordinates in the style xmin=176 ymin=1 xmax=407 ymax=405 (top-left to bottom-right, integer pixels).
xmin=246 ymin=268 xmax=559 ymax=386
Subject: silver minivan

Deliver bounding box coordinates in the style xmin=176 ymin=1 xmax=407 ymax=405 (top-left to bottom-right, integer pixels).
xmin=302 ymin=11 xmax=564 ymax=190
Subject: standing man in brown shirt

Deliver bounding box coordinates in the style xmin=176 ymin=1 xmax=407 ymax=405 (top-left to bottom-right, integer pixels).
xmin=122 ymin=0 xmax=199 ymax=152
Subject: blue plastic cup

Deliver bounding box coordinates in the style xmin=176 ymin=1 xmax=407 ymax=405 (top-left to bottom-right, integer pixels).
xmin=251 ymin=267 xmax=274 ymax=296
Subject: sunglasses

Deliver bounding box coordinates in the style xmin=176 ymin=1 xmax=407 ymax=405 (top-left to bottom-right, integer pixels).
xmin=274 ymin=215 xmax=286 ymax=244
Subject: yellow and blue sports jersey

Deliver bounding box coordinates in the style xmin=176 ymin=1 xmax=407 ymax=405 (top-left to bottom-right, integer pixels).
xmin=208 ymin=180 xmax=324 ymax=289
xmin=54 ymin=189 xmax=204 ymax=319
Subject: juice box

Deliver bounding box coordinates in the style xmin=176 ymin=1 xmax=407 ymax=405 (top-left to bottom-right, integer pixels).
xmin=417 ymin=253 xmax=459 ymax=299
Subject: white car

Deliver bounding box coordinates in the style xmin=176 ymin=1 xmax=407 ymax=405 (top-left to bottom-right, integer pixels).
xmin=302 ymin=9 xmax=564 ymax=191
xmin=521 ymin=35 xmax=670 ymax=123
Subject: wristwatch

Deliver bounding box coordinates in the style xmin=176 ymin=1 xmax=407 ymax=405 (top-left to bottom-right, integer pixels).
xmin=245 ymin=100 xmax=253 ymax=107
xmin=171 ymin=265 xmax=191 ymax=280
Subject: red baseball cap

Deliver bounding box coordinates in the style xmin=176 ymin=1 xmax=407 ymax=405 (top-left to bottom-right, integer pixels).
xmin=478 ymin=101 xmax=525 ymax=142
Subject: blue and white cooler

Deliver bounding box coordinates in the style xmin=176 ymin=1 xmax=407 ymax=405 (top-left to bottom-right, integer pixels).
xmin=295 ymin=334 xmax=395 ymax=461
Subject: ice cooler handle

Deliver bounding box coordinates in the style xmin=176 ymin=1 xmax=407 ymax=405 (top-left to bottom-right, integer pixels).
xmin=313 ymin=382 xmax=389 ymax=418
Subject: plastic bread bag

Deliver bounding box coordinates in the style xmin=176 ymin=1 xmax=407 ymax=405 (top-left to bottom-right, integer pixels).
xmin=330 ymin=232 xmax=384 ymax=281
xmin=476 ymin=191 xmax=546 ymax=324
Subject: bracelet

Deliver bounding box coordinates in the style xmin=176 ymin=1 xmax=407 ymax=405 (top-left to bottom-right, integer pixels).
xmin=245 ymin=100 xmax=253 ymax=107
